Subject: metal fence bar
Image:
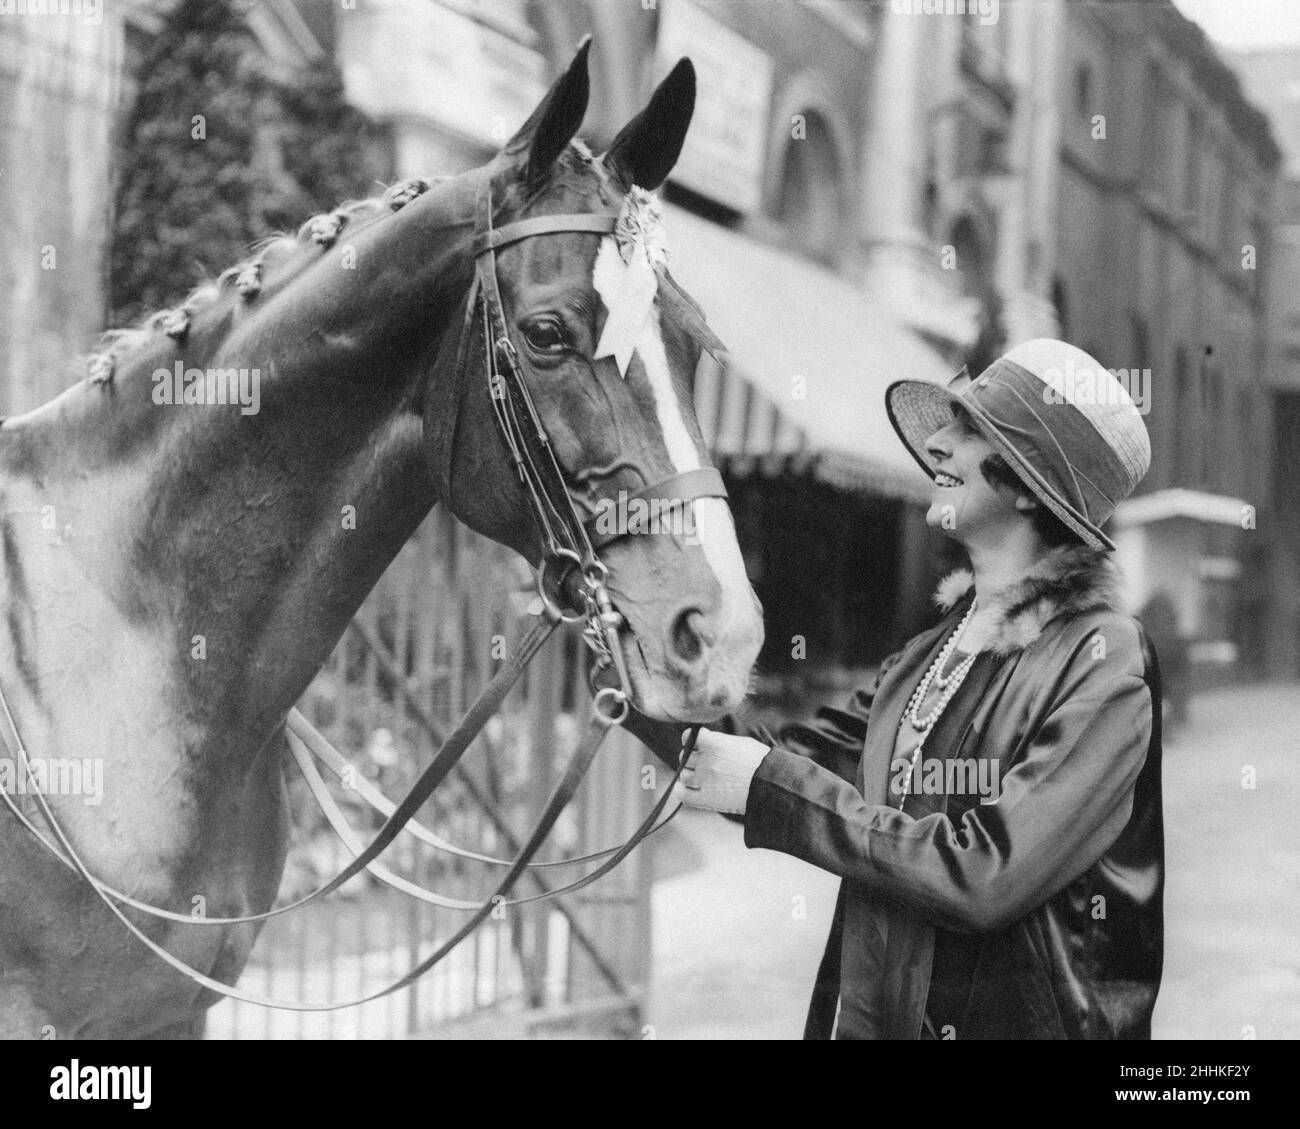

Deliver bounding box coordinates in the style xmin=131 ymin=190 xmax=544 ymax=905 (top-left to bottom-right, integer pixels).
xmin=345 ymin=616 xmax=628 ymax=997
xmin=210 ymin=516 xmax=649 ymax=1038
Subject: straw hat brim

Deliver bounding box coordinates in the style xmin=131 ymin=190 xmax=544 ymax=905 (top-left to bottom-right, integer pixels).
xmin=885 ymin=378 xmax=1116 ymax=552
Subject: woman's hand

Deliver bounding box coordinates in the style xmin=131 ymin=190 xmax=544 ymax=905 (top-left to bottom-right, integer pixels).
xmin=673 ymin=729 xmax=772 ymax=815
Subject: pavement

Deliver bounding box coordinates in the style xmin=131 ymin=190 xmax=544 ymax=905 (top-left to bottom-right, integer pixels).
xmin=647 ymin=682 xmax=1300 ymax=1040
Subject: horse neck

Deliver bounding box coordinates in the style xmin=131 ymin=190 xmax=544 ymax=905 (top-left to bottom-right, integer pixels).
xmin=3 ymin=171 xmax=486 ymax=746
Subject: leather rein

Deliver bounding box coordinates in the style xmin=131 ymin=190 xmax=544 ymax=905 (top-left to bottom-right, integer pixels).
xmin=0 ymin=176 xmax=728 ymax=1012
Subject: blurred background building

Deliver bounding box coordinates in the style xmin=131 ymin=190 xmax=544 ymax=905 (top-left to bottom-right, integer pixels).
xmin=2 ymin=0 xmax=1297 ymax=1036
xmin=0 ymin=7 xmax=123 ymax=414
xmin=4 ymin=0 xmax=1293 ymax=682
xmin=1230 ymin=44 xmax=1300 ymax=678
xmin=262 ymin=0 xmax=1296 ymax=688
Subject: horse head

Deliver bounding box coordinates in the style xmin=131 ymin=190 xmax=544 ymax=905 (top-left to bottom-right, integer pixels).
xmin=426 ymin=41 xmax=764 ymax=723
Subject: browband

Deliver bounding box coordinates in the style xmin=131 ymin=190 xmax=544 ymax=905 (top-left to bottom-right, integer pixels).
xmin=472 ymin=213 xmax=618 ymax=258
xmin=472 ymin=206 xmax=728 ymax=364
xmin=583 ymin=467 xmax=729 ymax=549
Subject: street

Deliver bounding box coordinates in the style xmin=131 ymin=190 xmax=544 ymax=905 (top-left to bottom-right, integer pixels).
xmin=648 ymin=682 xmax=1300 ymax=1040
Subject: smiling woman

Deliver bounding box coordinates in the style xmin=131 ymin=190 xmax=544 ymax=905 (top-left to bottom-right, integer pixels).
xmin=649 ymin=337 xmax=1167 ymax=1041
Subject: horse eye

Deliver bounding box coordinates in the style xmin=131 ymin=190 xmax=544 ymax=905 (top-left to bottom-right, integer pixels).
xmin=522 ymin=318 xmax=568 ymax=354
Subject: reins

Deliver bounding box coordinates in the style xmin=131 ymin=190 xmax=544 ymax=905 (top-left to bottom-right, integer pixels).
xmin=0 ymin=172 xmax=728 ymax=1011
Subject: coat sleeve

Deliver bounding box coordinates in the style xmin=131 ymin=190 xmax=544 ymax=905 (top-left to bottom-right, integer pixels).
xmin=743 ymin=621 xmax=1153 ymax=934
xmin=754 ymin=650 xmax=904 ymax=784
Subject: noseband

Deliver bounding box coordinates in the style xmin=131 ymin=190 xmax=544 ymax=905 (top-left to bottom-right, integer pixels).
xmin=460 ymin=174 xmax=729 ymax=719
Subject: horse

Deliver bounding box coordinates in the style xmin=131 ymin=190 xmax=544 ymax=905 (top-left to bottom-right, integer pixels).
xmin=0 ymin=41 xmax=763 ymax=1039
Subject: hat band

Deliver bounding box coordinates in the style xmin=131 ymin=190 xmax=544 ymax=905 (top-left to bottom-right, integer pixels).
xmin=962 ymin=359 xmax=1130 ymax=526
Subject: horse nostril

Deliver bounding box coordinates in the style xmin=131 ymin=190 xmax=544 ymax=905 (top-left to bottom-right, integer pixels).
xmin=670 ymin=608 xmax=706 ymax=665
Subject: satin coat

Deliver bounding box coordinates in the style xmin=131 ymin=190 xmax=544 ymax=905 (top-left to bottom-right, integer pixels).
xmin=742 ymin=551 xmax=1164 ymax=1040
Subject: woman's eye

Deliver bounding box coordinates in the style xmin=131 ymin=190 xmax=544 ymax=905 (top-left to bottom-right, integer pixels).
xmin=523 ymin=319 xmax=568 ymax=354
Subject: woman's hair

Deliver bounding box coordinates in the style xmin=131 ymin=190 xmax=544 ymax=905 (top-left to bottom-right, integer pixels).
xmin=978 ymin=453 xmax=1083 ymax=549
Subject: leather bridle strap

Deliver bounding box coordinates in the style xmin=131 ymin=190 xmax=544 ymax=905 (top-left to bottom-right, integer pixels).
xmin=584 ymin=466 xmax=728 ymax=550
xmin=286 ymin=706 xmax=678 ymax=870
xmin=474 ymin=181 xmax=618 ymax=571
xmin=0 ymin=645 xmax=695 ymax=1010
xmin=287 ymin=719 xmax=687 ymax=909
xmin=471 ymin=212 xmax=617 ymax=257
xmin=2 ymin=697 xmax=643 ymax=1011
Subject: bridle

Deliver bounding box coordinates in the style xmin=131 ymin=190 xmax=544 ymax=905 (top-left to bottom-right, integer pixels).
xmin=0 ymin=173 xmax=733 ymax=1012
xmin=464 ymin=173 xmax=729 ymax=719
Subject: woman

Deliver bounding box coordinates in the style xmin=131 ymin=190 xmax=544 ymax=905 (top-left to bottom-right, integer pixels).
xmin=628 ymin=338 xmax=1164 ymax=1040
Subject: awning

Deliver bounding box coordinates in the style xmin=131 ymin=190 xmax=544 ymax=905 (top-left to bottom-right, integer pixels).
xmin=665 ymin=205 xmax=955 ymax=503
xmin=1113 ymin=488 xmax=1249 ymax=527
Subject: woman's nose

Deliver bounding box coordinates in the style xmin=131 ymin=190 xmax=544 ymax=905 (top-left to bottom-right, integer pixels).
xmin=925 ymin=426 xmax=953 ymax=461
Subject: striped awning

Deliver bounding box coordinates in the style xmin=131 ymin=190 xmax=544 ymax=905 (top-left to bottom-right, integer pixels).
xmin=667 ymin=205 xmax=955 ymax=503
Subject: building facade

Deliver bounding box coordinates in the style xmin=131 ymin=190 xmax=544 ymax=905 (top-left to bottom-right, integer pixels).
xmin=0 ymin=7 xmax=124 ymax=416
xmin=1226 ymin=45 xmax=1300 ymax=676
xmin=313 ymin=0 xmax=1285 ymax=680
xmin=1048 ymin=0 xmax=1279 ymax=677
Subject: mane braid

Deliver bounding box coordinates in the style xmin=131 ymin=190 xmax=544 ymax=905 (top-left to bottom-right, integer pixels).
xmin=80 ymin=174 xmax=458 ymax=385
xmin=81 ymin=135 xmax=607 ymax=385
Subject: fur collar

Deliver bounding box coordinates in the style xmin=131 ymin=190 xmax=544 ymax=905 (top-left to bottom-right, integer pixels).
xmin=933 ymin=545 xmax=1122 ymax=655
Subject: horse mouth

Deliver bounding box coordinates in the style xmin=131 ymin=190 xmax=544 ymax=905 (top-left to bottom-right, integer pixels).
xmin=614 ymin=625 xmax=739 ymax=724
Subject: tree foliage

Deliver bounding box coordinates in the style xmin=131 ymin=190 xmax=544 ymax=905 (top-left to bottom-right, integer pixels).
xmin=109 ymin=0 xmax=381 ymax=327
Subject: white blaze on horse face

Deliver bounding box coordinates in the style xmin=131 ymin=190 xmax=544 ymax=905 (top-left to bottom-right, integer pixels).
xmin=592 ymin=238 xmax=754 ymax=666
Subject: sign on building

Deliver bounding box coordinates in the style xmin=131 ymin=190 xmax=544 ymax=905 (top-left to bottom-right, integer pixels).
xmin=338 ymin=0 xmax=547 ymax=150
xmin=655 ymin=0 xmax=773 ymax=215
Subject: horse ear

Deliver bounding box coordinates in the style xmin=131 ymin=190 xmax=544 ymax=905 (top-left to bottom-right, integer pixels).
xmin=504 ymin=36 xmax=591 ymax=190
xmin=602 ymin=58 xmax=696 ymax=192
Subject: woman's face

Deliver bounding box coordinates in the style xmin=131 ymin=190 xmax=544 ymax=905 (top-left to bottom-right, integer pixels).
xmin=923 ymin=404 xmax=1023 ymax=544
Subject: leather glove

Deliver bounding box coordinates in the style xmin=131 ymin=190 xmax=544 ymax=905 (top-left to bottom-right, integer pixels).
xmin=672 ymin=728 xmax=771 ymax=816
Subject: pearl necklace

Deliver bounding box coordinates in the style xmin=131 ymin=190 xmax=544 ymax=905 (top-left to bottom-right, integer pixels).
xmin=898 ymin=597 xmax=979 ymax=803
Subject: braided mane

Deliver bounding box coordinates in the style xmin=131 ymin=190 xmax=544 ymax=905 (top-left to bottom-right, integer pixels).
xmin=81 ymin=177 xmax=446 ymax=384
xmin=83 ymin=140 xmax=615 ymax=385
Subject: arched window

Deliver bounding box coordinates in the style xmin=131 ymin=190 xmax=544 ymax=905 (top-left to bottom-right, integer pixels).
xmin=1184 ymin=108 xmax=1202 ymax=212
xmin=1199 ymin=348 xmax=1221 ymax=489
xmin=949 ymin=215 xmax=991 ymax=300
xmin=1052 ymin=276 xmax=1069 ymax=340
xmin=1074 ymin=64 xmax=1092 ymax=119
xmin=1173 ymin=345 xmax=1190 ymax=482
xmin=774 ymin=110 xmax=843 ymax=266
xmin=1140 ymin=60 xmax=1171 ymax=195
xmin=1129 ymin=313 xmax=1149 ymax=368
xmin=923 ymin=142 xmax=940 ymax=241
